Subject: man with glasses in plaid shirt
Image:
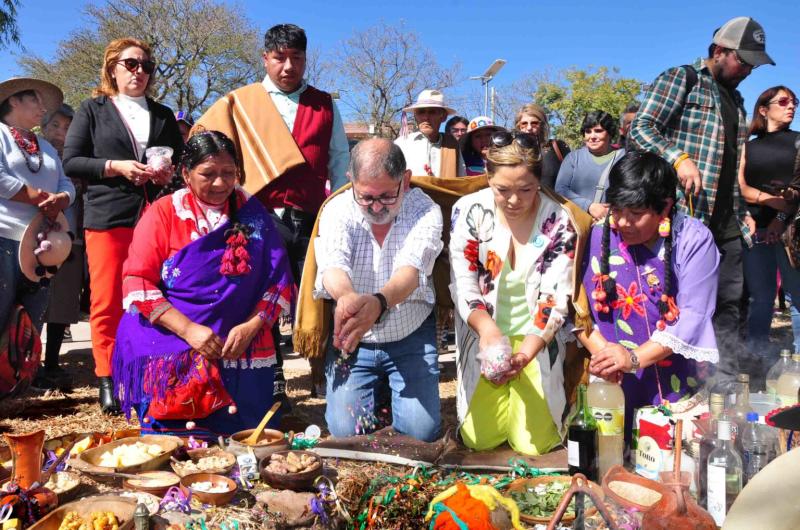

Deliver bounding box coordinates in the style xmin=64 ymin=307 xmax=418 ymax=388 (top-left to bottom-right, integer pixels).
xmin=313 ymin=138 xmax=443 ymax=441
xmin=630 ymin=17 xmax=775 ymax=381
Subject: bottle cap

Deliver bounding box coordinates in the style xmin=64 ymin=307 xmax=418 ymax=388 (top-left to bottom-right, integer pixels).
xmin=746 ymin=411 xmax=758 ymax=422
xmin=717 ymin=419 xmax=731 ymax=440
xmin=737 ymin=373 xmax=749 ymax=383
xmin=780 ymin=349 xmax=792 ymax=357
xmin=304 ymin=424 xmax=321 ymax=440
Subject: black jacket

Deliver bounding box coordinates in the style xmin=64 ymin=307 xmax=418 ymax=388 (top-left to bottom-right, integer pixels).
xmin=63 ymin=95 xmax=183 ymax=230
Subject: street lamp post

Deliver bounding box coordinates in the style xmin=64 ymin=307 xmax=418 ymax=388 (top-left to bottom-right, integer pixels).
xmin=470 ymin=59 xmax=506 ymax=121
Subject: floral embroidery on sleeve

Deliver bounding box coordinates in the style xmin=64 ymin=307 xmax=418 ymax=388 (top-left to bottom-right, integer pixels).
xmin=536 ymin=212 xmax=576 ymax=274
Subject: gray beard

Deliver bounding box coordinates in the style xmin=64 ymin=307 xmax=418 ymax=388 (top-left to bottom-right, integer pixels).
xmin=363 ymin=206 xmax=398 ymax=225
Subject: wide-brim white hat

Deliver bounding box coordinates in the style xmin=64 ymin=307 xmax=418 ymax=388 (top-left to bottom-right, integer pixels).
xmin=18 ymin=212 xmax=71 ymax=283
xmin=0 ymin=78 xmax=63 ymax=114
xmin=402 ymin=89 xmax=456 ymax=115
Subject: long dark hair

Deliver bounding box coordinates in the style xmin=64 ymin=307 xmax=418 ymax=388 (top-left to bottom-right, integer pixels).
xmin=749 ymin=85 xmax=797 ymax=137
xmin=182 ymin=130 xmax=241 ymax=221
xmin=600 ymin=152 xmax=677 ymax=323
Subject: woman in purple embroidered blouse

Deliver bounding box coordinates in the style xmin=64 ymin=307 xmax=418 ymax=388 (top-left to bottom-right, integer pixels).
xmin=577 ymin=152 xmax=720 ymax=439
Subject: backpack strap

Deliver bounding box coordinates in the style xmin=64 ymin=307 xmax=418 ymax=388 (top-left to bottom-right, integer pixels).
xmin=550 ymin=139 xmax=564 ymax=162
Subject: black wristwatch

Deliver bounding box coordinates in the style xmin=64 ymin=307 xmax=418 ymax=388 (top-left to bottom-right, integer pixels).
xmin=373 ymin=292 xmax=389 ymax=322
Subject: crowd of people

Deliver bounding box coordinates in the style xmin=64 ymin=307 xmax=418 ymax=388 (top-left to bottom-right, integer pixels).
xmin=0 ymin=16 xmax=795 ymax=454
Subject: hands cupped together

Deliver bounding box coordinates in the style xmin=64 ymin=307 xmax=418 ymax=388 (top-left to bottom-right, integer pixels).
xmin=333 ymin=293 xmax=382 ymax=354
xmin=589 ymin=342 xmax=630 ymax=382
xmin=184 ymin=321 xmax=260 ymax=361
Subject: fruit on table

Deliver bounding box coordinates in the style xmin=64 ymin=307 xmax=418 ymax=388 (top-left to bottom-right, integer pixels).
xmin=265 ymin=452 xmax=320 ymax=474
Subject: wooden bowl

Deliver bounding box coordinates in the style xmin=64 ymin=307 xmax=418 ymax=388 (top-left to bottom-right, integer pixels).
xmin=123 ymin=470 xmax=181 ymax=497
xmin=28 ymin=495 xmax=136 ymax=530
xmin=228 ymin=428 xmax=288 ymax=460
xmin=180 ymin=473 xmax=237 ymax=506
xmin=70 ymin=435 xmax=182 ymax=484
xmin=258 ymin=450 xmax=323 ymax=491
xmin=601 ymin=464 xmax=669 ymax=512
xmin=170 ymin=448 xmax=236 ymax=477
xmin=506 ymin=475 xmax=603 ymax=525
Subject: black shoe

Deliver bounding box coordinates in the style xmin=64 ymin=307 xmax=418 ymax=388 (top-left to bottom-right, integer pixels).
xmin=98 ymin=377 xmax=121 ymax=415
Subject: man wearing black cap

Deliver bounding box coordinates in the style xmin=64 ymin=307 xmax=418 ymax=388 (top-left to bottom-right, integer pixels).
xmin=630 ymin=17 xmax=774 ymax=381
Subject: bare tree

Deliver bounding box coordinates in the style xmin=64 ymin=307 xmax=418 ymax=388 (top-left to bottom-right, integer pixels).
xmin=329 ymin=21 xmax=461 ymax=138
xmin=20 ymin=0 xmax=261 ymax=114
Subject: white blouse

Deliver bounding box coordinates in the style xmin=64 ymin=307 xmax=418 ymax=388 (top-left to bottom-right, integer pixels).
xmin=112 ymin=94 xmax=150 ymax=159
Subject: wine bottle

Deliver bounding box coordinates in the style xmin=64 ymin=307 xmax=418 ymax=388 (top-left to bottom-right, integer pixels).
xmin=568 ymin=383 xmax=599 ymax=481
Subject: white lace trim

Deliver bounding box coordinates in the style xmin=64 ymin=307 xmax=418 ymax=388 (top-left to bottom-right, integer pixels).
xmin=650 ymin=330 xmax=719 ymax=363
xmin=222 ymin=356 xmax=276 ymax=369
xmin=122 ymin=289 xmax=165 ymax=310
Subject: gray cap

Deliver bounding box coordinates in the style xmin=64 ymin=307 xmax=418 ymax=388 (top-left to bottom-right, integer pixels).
xmin=712 ymin=16 xmax=774 ymax=67
xmin=42 ymin=103 xmax=75 ymax=127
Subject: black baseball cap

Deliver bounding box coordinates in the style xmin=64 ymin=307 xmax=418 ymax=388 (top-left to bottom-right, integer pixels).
xmin=712 ymin=16 xmax=775 ymax=67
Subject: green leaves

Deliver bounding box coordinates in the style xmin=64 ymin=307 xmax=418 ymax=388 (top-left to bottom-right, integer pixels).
xmin=511 ymin=481 xmax=575 ymax=518
xmin=670 ymin=374 xmax=681 ymax=393
xmin=609 ymin=255 xmax=626 ymax=266
xmin=616 ymin=319 xmax=634 ymax=336
xmin=619 ymin=340 xmax=639 ymax=350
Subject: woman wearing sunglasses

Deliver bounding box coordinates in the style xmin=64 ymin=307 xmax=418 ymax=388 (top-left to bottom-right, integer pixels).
xmin=449 ymin=131 xmax=592 ymax=455
xmin=63 ymin=37 xmax=183 ymax=414
xmin=555 ymin=110 xmax=625 ymax=221
xmin=737 ymin=86 xmax=800 ymax=361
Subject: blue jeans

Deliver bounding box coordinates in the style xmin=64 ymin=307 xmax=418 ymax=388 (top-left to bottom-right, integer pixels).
xmin=0 ymin=236 xmax=49 ymax=332
xmin=743 ymin=241 xmax=800 ymax=360
xmin=325 ymin=313 xmax=441 ymax=442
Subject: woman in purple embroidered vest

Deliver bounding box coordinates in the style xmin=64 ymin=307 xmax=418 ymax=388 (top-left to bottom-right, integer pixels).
xmin=112 ymin=131 xmax=294 ymax=439
xmin=577 ymin=152 xmax=720 ymax=440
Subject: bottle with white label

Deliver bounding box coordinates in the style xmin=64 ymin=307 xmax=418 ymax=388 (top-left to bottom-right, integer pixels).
xmin=706 ymin=420 xmax=742 ymax=527
xmin=587 ymin=376 xmax=624 ymax=480
xmin=775 ymin=353 xmax=800 ymax=406
xmin=568 ymin=383 xmax=598 ymax=481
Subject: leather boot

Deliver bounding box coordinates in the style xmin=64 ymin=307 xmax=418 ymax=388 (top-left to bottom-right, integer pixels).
xmin=98 ymin=376 xmax=121 ymax=415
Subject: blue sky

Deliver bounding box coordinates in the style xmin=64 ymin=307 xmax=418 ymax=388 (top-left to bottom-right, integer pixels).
xmin=3 ymin=0 xmax=798 ymax=123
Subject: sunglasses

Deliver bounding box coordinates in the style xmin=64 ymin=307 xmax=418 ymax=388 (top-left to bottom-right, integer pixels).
xmin=352 ymin=179 xmax=403 ymax=207
xmin=116 ymin=58 xmax=156 ymax=75
xmin=768 ymin=97 xmax=799 ymax=108
xmin=490 ymin=131 xmax=540 ymax=150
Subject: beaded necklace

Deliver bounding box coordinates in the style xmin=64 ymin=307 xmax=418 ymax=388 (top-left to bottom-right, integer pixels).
xmin=8 ymin=126 xmax=42 ymax=173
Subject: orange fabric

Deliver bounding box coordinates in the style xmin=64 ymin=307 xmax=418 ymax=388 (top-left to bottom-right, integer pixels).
xmin=434 ymin=483 xmax=496 ymax=530
xmin=85 ymin=227 xmax=134 ymax=377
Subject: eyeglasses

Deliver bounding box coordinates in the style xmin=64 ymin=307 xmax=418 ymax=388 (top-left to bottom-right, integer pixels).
xmin=768 ymin=96 xmax=799 ymax=108
xmin=352 ymin=179 xmax=403 ymax=206
xmin=451 ymin=127 xmax=468 ymax=134
xmin=490 ymin=131 xmax=540 ymax=150
xmin=116 ymin=58 xmax=156 ymax=75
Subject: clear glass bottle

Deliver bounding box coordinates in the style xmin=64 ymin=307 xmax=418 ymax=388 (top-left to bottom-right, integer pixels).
xmin=587 ymin=376 xmax=624 ymax=480
xmin=766 ymin=349 xmax=792 ymax=397
xmin=728 ymin=374 xmax=753 ymax=447
xmin=776 ymin=353 xmax=800 ymax=406
xmin=706 ymin=420 xmax=743 ymax=527
xmin=568 ymin=384 xmax=599 ymax=481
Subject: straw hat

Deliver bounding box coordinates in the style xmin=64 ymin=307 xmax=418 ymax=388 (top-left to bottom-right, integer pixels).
xmin=0 ymin=78 xmax=63 ymax=114
xmin=18 ymin=212 xmax=72 ymax=283
xmin=402 ymin=89 xmax=456 ymax=115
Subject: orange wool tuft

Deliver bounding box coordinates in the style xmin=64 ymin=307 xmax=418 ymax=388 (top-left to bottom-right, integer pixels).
xmin=433 ymin=483 xmax=497 ymax=530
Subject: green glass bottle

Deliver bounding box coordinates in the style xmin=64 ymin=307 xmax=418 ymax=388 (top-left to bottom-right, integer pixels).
xmin=568 ymin=383 xmax=599 ymax=481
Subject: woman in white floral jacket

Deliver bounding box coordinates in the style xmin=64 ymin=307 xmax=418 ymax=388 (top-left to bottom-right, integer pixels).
xmin=449 ymin=132 xmax=590 ymax=455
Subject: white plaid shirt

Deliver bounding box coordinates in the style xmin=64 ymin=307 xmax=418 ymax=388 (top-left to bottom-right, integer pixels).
xmin=313 ymin=187 xmax=443 ymax=343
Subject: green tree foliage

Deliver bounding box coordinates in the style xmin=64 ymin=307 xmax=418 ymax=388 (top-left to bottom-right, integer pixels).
xmin=19 ymin=0 xmax=261 ymax=113
xmin=0 ymin=0 xmax=20 ymax=49
xmin=531 ymin=66 xmax=643 ymax=147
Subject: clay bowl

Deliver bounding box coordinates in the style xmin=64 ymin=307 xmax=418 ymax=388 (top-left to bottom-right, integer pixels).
xmin=170 ymin=448 xmax=236 ymax=478
xmin=41 ymin=471 xmax=83 ymax=503
xmin=228 ymin=428 xmax=287 ymax=460
xmin=506 ymin=475 xmax=603 ymax=525
xmin=601 ymin=464 xmax=669 ymax=512
xmin=70 ymin=435 xmax=182 ymax=484
xmin=180 ymin=473 xmax=237 ymax=506
xmin=123 ymin=470 xmax=181 ymax=497
xmin=259 ymin=450 xmax=323 ymax=491
xmin=28 ymin=495 xmax=136 ymax=530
